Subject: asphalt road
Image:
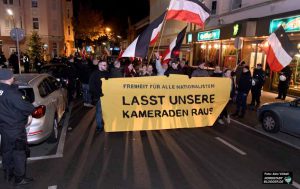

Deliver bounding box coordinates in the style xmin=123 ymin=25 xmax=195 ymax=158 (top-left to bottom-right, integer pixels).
xmin=0 ymin=100 xmax=299 ymax=189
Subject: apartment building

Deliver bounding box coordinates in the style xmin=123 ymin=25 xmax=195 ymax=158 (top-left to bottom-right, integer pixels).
xmin=150 ymin=0 xmax=300 ymax=96
xmin=0 ymin=0 xmax=74 ymax=60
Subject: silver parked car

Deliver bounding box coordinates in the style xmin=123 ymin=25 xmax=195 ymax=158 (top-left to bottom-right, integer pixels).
xmin=257 ymin=98 xmax=300 ymax=136
xmin=14 ymin=74 xmax=68 ymax=144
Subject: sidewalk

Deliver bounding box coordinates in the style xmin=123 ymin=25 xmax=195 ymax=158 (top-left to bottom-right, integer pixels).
xmin=228 ymin=91 xmax=300 ymax=150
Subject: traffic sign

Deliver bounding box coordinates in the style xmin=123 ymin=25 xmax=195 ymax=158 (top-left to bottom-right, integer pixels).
xmin=10 ymin=28 xmax=25 ymax=41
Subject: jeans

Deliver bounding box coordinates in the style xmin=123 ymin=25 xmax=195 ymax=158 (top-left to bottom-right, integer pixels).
xmin=96 ymin=100 xmax=103 ymax=130
xmin=236 ymin=92 xmax=248 ymax=115
xmin=82 ymin=84 xmax=92 ymax=104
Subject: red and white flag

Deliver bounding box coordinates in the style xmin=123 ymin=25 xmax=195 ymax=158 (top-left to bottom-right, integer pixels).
xmin=122 ymin=12 xmax=166 ymax=58
xmin=166 ymin=0 xmax=210 ymax=28
xmin=162 ymin=26 xmax=187 ymax=63
xmin=263 ymin=26 xmax=297 ymax=72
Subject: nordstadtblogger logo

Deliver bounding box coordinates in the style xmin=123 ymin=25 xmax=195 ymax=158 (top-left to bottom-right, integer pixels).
xmin=284 ymin=176 xmax=292 ymax=184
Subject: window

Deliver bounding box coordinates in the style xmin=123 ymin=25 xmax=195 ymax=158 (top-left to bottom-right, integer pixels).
xmin=68 ymin=26 xmax=71 ymax=35
xmin=232 ymin=0 xmax=242 ymax=10
xmin=32 ymin=0 xmax=38 ymax=7
xmin=3 ymin=0 xmax=13 ymax=4
xmin=33 ymin=18 xmax=39 ymax=29
xmin=5 ymin=19 xmax=11 ymax=28
xmin=67 ymin=9 xmax=70 ymax=18
xmin=52 ymin=43 xmax=58 ymax=57
xmin=18 ymin=88 xmax=35 ymax=103
xmin=211 ymin=1 xmax=217 ymax=15
xmin=47 ymin=77 xmax=60 ymax=91
xmin=38 ymin=80 xmax=51 ymax=97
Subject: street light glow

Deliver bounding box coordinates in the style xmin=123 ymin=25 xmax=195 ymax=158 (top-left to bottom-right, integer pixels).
xmin=6 ymin=9 xmax=13 ymax=16
xmin=105 ymin=27 xmax=111 ymax=32
xmin=117 ymin=35 xmax=122 ymax=39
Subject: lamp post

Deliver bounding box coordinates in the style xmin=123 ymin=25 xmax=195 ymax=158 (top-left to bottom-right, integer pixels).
xmin=7 ymin=8 xmax=23 ymax=74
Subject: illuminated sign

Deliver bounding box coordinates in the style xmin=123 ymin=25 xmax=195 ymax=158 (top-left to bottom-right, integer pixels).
xmin=269 ymin=15 xmax=300 ymax=33
xmin=187 ymin=33 xmax=193 ymax=43
xmin=233 ymin=24 xmax=240 ymax=36
xmin=197 ymin=29 xmax=220 ymax=41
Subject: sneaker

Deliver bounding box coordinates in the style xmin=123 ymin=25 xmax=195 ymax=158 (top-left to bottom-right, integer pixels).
xmin=15 ymin=177 xmax=34 ymax=186
xmin=84 ymin=103 xmax=94 ymax=107
xmin=217 ymin=119 xmax=225 ymax=125
xmin=226 ymin=115 xmax=230 ymax=124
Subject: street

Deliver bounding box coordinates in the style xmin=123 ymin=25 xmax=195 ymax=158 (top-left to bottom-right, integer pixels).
xmin=1 ymin=99 xmax=300 ymax=189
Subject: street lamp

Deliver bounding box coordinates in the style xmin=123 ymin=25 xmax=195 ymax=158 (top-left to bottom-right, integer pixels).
xmin=105 ymin=27 xmax=111 ymax=33
xmin=7 ymin=8 xmax=22 ymax=74
xmin=6 ymin=9 xmax=13 ymax=16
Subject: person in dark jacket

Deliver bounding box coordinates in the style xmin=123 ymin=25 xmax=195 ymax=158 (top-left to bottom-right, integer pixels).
xmin=0 ymin=51 xmax=7 ymax=68
xmin=79 ymin=59 xmax=94 ymax=107
xmin=110 ymin=60 xmax=123 ymax=78
xmin=89 ymin=61 xmax=110 ymax=132
xmin=191 ymin=62 xmax=210 ymax=77
xmin=212 ymin=66 xmax=223 ymax=77
xmin=0 ymin=69 xmax=35 ymax=185
xmin=9 ymin=52 xmax=19 ymax=74
xmin=234 ymin=61 xmax=246 ymax=87
xmin=276 ymin=65 xmax=292 ymax=100
xmin=250 ymin=64 xmax=265 ymax=108
xmin=232 ymin=65 xmax=252 ymax=118
xmin=164 ymin=61 xmax=183 ymax=76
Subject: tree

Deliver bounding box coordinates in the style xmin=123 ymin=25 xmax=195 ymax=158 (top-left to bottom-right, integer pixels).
xmin=73 ymin=5 xmax=108 ymax=41
xmin=27 ymin=31 xmax=43 ymax=61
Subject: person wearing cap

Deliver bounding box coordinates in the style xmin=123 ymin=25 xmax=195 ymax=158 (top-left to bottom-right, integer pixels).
xmin=0 ymin=69 xmax=35 ymax=185
xmin=249 ymin=64 xmax=265 ymax=109
xmin=232 ymin=65 xmax=252 ymax=118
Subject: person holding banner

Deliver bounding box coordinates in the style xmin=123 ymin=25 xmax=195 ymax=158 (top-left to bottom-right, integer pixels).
xmin=89 ymin=61 xmax=110 ymax=133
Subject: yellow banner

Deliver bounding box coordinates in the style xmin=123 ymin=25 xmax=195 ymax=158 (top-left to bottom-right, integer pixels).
xmin=102 ymin=75 xmax=230 ymax=132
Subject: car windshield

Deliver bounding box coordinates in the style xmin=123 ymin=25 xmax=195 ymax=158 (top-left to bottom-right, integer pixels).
xmin=18 ymin=88 xmax=35 ymax=103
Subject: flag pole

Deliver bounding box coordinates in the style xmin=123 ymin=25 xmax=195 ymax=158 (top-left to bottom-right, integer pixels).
xmin=148 ymin=10 xmax=168 ymax=65
xmin=156 ymin=11 xmax=168 ymax=55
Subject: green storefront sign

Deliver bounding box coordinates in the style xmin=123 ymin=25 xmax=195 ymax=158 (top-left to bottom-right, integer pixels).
xmin=269 ymin=15 xmax=300 ymax=33
xmin=197 ymin=29 xmax=220 ymax=41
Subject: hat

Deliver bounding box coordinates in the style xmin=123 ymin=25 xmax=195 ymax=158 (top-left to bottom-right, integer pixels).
xmin=244 ymin=65 xmax=250 ymax=70
xmin=0 ymin=69 xmax=14 ymax=80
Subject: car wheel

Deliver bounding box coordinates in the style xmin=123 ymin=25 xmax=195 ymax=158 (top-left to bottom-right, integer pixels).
xmin=262 ymin=112 xmax=280 ymax=133
xmin=48 ymin=116 xmax=59 ymax=143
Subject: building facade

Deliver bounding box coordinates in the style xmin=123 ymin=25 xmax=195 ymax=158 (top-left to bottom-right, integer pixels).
xmin=150 ymin=0 xmax=300 ymax=96
xmin=0 ymin=0 xmax=74 ymax=60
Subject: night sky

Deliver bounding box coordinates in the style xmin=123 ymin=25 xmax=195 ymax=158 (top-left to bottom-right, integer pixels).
xmin=73 ymin=0 xmax=150 ymax=36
